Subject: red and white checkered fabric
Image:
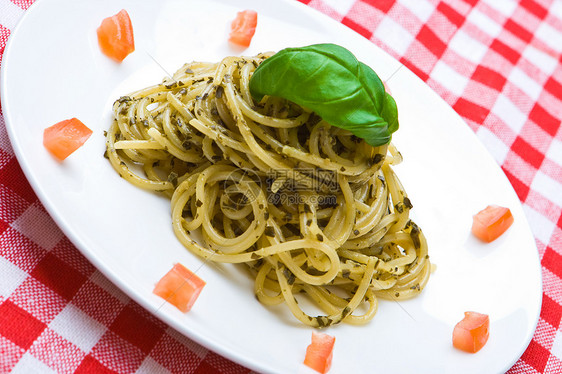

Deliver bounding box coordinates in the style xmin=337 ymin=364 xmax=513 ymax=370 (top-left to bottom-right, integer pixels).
xmin=1 ymin=0 xmax=561 ymax=372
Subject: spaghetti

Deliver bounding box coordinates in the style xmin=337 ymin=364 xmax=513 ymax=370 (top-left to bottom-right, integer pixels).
xmin=105 ymin=53 xmax=430 ymax=327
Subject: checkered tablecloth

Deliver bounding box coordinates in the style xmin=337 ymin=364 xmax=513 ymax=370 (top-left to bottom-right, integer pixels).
xmin=1 ymin=0 xmax=561 ymax=373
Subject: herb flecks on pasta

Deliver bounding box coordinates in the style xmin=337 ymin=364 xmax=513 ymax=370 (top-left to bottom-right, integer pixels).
xmin=105 ymin=52 xmax=430 ymax=327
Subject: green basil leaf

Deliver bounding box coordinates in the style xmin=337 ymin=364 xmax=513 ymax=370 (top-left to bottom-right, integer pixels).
xmin=249 ymin=43 xmax=398 ymax=146
xmin=381 ymin=92 xmax=398 ymax=134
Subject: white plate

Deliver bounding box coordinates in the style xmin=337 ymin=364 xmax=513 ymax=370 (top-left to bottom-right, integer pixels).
xmin=1 ymin=0 xmax=542 ymax=373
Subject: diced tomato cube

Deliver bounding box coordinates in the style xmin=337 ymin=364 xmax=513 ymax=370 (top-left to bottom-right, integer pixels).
xmin=453 ymin=311 xmax=490 ymax=353
xmin=97 ymin=9 xmax=135 ymax=62
xmin=304 ymin=331 xmax=335 ymax=373
xmin=43 ymin=118 xmax=92 ymax=161
xmin=472 ymin=205 xmax=514 ymax=242
xmin=229 ymin=10 xmax=258 ymax=47
xmin=153 ymin=263 xmax=206 ymax=313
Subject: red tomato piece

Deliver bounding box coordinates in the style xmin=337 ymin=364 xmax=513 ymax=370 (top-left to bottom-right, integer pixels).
xmin=97 ymin=9 xmax=135 ymax=62
xmin=471 ymin=205 xmax=514 ymax=242
xmin=153 ymin=263 xmax=206 ymax=313
xmin=304 ymin=331 xmax=335 ymax=374
xmin=229 ymin=10 xmax=258 ymax=47
xmin=43 ymin=118 xmax=92 ymax=161
xmin=453 ymin=311 xmax=490 ymax=353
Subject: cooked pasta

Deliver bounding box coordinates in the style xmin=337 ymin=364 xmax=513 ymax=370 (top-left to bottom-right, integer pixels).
xmin=105 ymin=53 xmax=430 ymax=327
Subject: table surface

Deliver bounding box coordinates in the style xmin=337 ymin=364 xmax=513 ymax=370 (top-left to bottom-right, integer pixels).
xmin=1 ymin=0 xmax=561 ymax=373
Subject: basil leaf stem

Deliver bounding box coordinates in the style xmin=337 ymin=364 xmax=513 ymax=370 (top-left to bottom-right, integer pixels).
xmin=249 ymin=44 xmax=398 ymax=147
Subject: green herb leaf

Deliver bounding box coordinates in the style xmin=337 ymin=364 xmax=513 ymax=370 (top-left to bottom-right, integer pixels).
xmin=249 ymin=44 xmax=398 ymax=146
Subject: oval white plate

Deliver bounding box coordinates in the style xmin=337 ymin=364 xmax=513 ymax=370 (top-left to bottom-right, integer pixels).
xmin=1 ymin=0 xmax=542 ymax=373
